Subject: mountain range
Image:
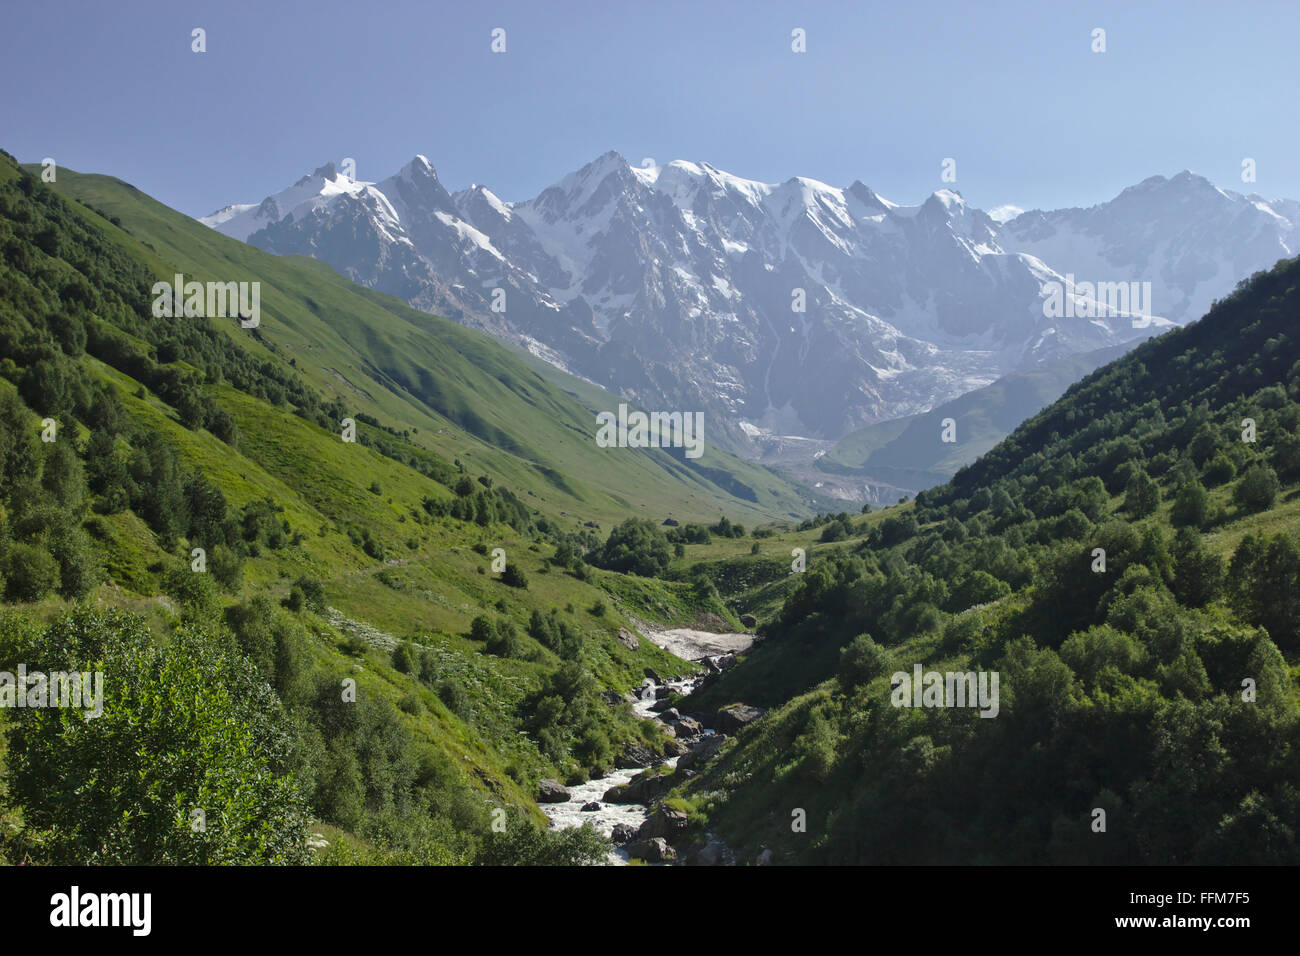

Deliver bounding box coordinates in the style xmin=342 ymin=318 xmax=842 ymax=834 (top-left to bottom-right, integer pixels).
xmin=202 ymin=154 xmax=1298 ymax=457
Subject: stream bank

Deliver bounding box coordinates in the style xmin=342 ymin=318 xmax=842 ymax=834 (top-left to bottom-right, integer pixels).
xmin=539 ymin=626 xmax=761 ymax=865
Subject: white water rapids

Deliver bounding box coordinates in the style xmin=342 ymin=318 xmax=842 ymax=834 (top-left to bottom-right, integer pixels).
xmin=540 ymin=626 xmax=755 ymax=864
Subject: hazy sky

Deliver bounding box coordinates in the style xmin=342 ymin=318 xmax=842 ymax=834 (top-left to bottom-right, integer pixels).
xmin=3 ymin=0 xmax=1296 ymax=217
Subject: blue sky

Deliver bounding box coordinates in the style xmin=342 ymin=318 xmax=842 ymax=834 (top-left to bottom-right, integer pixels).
xmin=2 ymin=0 xmax=1296 ymax=217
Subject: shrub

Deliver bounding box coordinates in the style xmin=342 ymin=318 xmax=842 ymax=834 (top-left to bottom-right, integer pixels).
xmin=500 ymin=562 xmax=529 ymax=588
xmin=2 ymin=542 xmax=59 ymax=602
xmin=7 ymin=609 xmax=310 ymax=864
xmin=593 ymin=519 xmax=671 ymax=577
xmin=839 ymin=634 xmax=889 ymax=688
xmin=1234 ymin=464 xmax=1279 ymax=513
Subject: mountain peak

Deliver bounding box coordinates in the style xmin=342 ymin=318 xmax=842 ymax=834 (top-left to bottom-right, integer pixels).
xmin=398 ymin=154 xmax=439 ymax=180
xmin=294 ymin=162 xmax=339 ymax=187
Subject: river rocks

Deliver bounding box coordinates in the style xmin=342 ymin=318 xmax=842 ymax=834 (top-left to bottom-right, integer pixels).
xmin=600 ymin=690 xmax=634 ymax=706
xmin=676 ymin=734 xmax=725 ymax=771
xmin=740 ymin=614 xmax=757 ymax=628
xmin=643 ymin=667 xmax=663 ymax=682
xmin=715 ymin=703 xmax=766 ymax=735
xmin=580 ymin=801 xmax=601 ymax=812
xmin=701 ymin=653 xmax=738 ymax=673
xmin=654 ymin=685 xmax=671 ymax=700
xmin=638 ymin=807 xmax=689 ymax=840
xmin=611 ymin=823 xmax=639 ymax=845
xmin=615 ymin=743 xmax=654 ymax=769
xmin=626 ymin=837 xmax=677 ymax=863
xmin=537 ymin=779 xmax=570 ymax=803
xmin=636 ymin=679 xmax=657 ymax=701
xmin=650 ymin=697 xmax=678 ymax=713
xmin=662 ymin=738 xmax=688 ymax=757
xmin=670 ymin=716 xmax=703 ymax=737
xmin=617 ymin=627 xmax=639 ymax=650
xmin=604 ymin=769 xmax=672 ymax=805
xmin=660 ymin=707 xmax=681 ymax=722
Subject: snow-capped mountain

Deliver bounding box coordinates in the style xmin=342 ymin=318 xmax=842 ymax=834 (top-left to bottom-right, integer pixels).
xmin=201 ymin=155 xmax=1297 ymax=450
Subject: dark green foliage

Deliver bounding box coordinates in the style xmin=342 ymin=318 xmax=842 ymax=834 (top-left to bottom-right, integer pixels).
xmin=1124 ymin=468 xmax=1160 ymax=517
xmin=593 ymin=518 xmax=671 ymax=577
xmin=4 ymin=608 xmax=310 ymax=864
xmin=500 ymin=562 xmax=529 ymax=588
xmin=1234 ymin=464 xmax=1279 ymax=512
xmin=838 ymin=634 xmax=889 ymax=688
xmin=1171 ymin=481 xmax=1211 ymax=529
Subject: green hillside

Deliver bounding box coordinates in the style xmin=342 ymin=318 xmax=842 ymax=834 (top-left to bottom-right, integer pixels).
xmin=0 ymin=150 xmax=819 ymax=865
xmin=819 ymin=345 xmax=1130 ymax=491
xmin=634 ymin=255 xmax=1300 ymax=865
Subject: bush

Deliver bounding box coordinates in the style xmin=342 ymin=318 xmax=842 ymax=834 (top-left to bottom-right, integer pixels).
xmin=593 ymin=519 xmax=672 ymax=577
xmin=1234 ymin=464 xmax=1279 ymax=512
xmin=436 ymin=678 xmax=471 ymax=718
xmin=1171 ymin=481 xmax=1211 ymax=529
xmin=1124 ymin=469 xmax=1160 ymax=517
xmin=839 ymin=634 xmax=889 ymax=688
xmin=500 ymin=562 xmax=529 ymax=589
xmin=7 ymin=609 xmax=310 ymax=864
xmin=2 ymin=542 xmax=59 ymax=602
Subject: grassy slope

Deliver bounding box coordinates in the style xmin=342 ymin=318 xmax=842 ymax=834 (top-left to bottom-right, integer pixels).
xmin=40 ymin=166 xmax=823 ymax=528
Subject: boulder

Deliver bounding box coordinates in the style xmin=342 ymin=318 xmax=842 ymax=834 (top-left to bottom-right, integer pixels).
xmin=643 ymin=667 xmax=663 ymax=682
xmin=626 ymin=837 xmax=677 ymax=863
xmin=599 ymin=690 xmax=629 ymax=706
xmin=611 ymin=823 xmax=639 ymax=845
xmin=615 ymin=743 xmax=654 ymax=769
xmin=676 ymin=734 xmax=725 ymax=771
xmin=662 ymin=738 xmax=689 ymax=757
xmin=659 ymin=707 xmax=681 ymax=723
xmin=670 ymin=716 xmax=703 ymax=737
xmin=713 ymin=653 xmax=738 ymax=671
xmin=650 ymin=698 xmax=677 ymax=713
xmin=740 ymin=614 xmax=758 ymax=628
xmin=715 ymin=703 xmax=766 ymax=735
xmin=636 ymin=679 xmax=657 ymax=701
xmin=638 ymin=807 xmax=689 ymax=840
xmin=654 ymin=685 xmax=671 ymax=700
xmin=580 ymin=801 xmax=601 ymax=812
xmin=604 ymin=769 xmax=672 ymax=804
xmin=537 ymin=779 xmax=570 ymax=803
xmin=696 ymin=842 xmax=728 ymax=868
xmin=617 ymin=627 xmax=639 ymax=651
xmin=756 ymin=847 xmax=774 ymax=866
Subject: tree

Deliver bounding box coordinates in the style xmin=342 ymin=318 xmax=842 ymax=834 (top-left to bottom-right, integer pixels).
xmin=500 ymin=562 xmax=529 ymax=589
xmin=839 ymin=634 xmax=889 ymax=688
xmin=1171 ymin=481 xmax=1211 ymax=529
xmin=1234 ymin=464 xmax=1279 ymax=513
xmin=1171 ymin=528 xmax=1224 ymax=608
xmin=593 ymin=519 xmax=671 ymax=577
xmin=1124 ymin=469 xmax=1160 ymax=518
xmin=3 ymin=542 xmax=60 ymax=602
xmin=7 ymin=609 xmax=310 ymax=864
